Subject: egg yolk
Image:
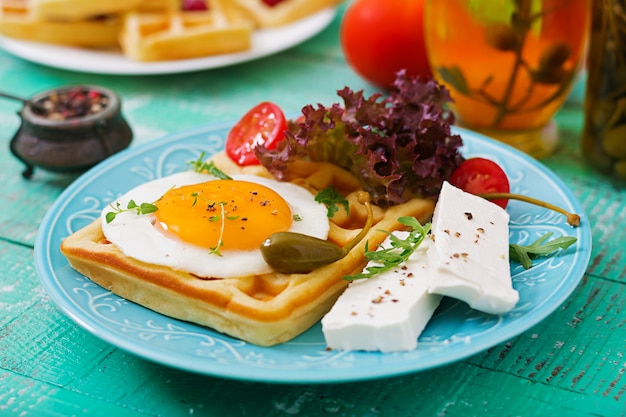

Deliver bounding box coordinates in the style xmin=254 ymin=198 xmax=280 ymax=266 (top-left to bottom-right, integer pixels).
xmin=154 ymin=180 xmax=293 ymax=251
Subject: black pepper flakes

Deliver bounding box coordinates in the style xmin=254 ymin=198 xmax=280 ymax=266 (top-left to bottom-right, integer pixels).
xmin=465 ymin=212 xmax=473 ymax=220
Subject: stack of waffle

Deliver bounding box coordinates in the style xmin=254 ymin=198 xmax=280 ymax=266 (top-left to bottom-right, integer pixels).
xmin=0 ymin=0 xmax=342 ymax=61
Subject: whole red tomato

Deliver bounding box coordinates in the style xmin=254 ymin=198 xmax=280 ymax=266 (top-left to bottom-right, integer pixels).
xmin=340 ymin=0 xmax=431 ymax=89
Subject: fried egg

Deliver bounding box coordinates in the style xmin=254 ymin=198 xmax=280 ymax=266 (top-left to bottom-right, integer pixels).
xmin=101 ymin=171 xmax=329 ymax=278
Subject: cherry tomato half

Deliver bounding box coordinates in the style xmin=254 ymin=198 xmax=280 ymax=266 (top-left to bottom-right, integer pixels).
xmin=449 ymin=158 xmax=510 ymax=209
xmin=226 ymin=102 xmax=287 ymax=166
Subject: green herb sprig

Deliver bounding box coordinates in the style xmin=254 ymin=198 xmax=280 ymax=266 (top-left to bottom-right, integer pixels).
xmin=509 ymin=232 xmax=577 ymax=270
xmin=209 ymin=202 xmax=228 ymax=256
xmin=187 ymin=152 xmax=232 ymax=180
xmin=315 ymin=186 xmax=349 ymax=218
xmin=344 ymin=216 xmax=431 ymax=280
xmin=105 ymin=200 xmax=158 ymax=224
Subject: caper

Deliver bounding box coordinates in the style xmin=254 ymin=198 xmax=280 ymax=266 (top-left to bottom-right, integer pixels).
xmin=602 ymin=123 xmax=626 ymax=158
xmin=260 ymin=191 xmax=374 ymax=274
xmin=614 ymin=159 xmax=626 ymax=179
xmin=539 ymin=42 xmax=572 ymax=69
xmin=484 ymin=23 xmax=520 ymax=51
xmin=532 ymin=66 xmax=567 ymax=85
xmin=260 ymin=232 xmax=345 ymax=274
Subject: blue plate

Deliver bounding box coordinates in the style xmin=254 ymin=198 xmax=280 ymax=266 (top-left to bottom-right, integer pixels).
xmin=34 ymin=124 xmax=592 ymax=383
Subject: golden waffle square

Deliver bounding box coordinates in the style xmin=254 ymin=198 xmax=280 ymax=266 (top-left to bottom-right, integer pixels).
xmin=30 ymin=0 xmax=144 ymax=21
xmin=231 ymin=0 xmax=344 ymax=28
xmin=30 ymin=0 xmax=179 ymax=21
xmin=60 ymin=155 xmax=435 ymax=346
xmin=135 ymin=0 xmax=180 ymax=13
xmin=118 ymin=4 xmax=254 ymax=61
xmin=0 ymin=0 xmax=121 ymax=47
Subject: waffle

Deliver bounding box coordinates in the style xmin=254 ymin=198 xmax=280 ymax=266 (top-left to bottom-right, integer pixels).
xmin=29 ymin=0 xmax=179 ymax=21
xmin=0 ymin=0 xmax=121 ymax=47
xmin=231 ymin=0 xmax=343 ymax=28
xmin=60 ymin=155 xmax=435 ymax=346
xmin=118 ymin=4 xmax=254 ymax=61
xmin=0 ymin=0 xmax=343 ymax=60
xmin=30 ymin=0 xmax=147 ymax=21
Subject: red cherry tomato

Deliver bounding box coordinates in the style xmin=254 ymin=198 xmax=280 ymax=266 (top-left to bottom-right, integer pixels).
xmin=226 ymin=102 xmax=287 ymax=166
xmin=340 ymin=0 xmax=432 ymax=89
xmin=449 ymin=158 xmax=510 ymax=209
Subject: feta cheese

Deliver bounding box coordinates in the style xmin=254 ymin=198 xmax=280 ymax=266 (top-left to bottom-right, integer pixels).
xmin=321 ymin=237 xmax=442 ymax=352
xmin=427 ymin=181 xmax=519 ymax=315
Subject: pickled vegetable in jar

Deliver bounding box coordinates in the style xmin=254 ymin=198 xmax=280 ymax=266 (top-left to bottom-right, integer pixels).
xmin=425 ymin=0 xmax=589 ymax=158
xmin=583 ymin=0 xmax=626 ymax=180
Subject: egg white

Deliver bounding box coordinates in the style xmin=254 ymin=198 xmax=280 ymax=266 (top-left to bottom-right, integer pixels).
xmin=101 ymin=171 xmax=330 ymax=279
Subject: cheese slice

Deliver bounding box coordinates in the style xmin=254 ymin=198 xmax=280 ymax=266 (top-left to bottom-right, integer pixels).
xmin=321 ymin=237 xmax=442 ymax=352
xmin=427 ymin=182 xmax=519 ymax=315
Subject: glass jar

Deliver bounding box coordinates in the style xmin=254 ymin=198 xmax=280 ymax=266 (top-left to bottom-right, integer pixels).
xmin=582 ymin=0 xmax=626 ymax=180
xmin=425 ymin=0 xmax=590 ymax=158
xmin=9 ymin=85 xmax=133 ymax=178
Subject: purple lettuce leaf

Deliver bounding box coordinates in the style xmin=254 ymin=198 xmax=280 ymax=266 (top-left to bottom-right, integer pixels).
xmin=256 ymin=71 xmax=464 ymax=206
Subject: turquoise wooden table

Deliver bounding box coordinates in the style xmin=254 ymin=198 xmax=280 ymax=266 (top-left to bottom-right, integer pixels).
xmin=1 ymin=5 xmax=625 ymax=417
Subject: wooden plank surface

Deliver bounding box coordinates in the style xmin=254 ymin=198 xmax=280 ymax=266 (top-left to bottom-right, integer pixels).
xmin=0 ymin=4 xmax=625 ymax=417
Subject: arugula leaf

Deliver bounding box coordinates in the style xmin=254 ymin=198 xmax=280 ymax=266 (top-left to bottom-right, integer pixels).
xmin=344 ymin=217 xmax=431 ymax=280
xmin=315 ymin=186 xmax=349 ymax=218
xmin=509 ymin=232 xmax=578 ymax=269
xmin=187 ymin=151 xmax=232 ymax=180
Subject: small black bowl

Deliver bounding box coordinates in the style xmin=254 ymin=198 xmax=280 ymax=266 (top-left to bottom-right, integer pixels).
xmin=10 ymin=85 xmax=133 ymax=179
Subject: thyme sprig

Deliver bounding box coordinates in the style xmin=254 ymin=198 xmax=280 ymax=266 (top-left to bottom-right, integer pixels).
xmin=105 ymin=200 xmax=158 ymax=224
xmin=209 ymin=202 xmax=228 ymax=256
xmin=188 ymin=191 xmax=231 ymax=256
xmin=187 ymin=151 xmax=232 ymax=179
xmin=509 ymin=232 xmax=577 ymax=269
xmin=344 ymin=216 xmax=431 ymax=280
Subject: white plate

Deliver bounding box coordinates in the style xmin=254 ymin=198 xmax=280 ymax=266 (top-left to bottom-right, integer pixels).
xmin=0 ymin=8 xmax=335 ymax=75
xmin=34 ymin=123 xmax=592 ymax=384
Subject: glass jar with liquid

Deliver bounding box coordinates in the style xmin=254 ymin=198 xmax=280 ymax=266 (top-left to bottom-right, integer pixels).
xmin=583 ymin=0 xmax=626 ymax=181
